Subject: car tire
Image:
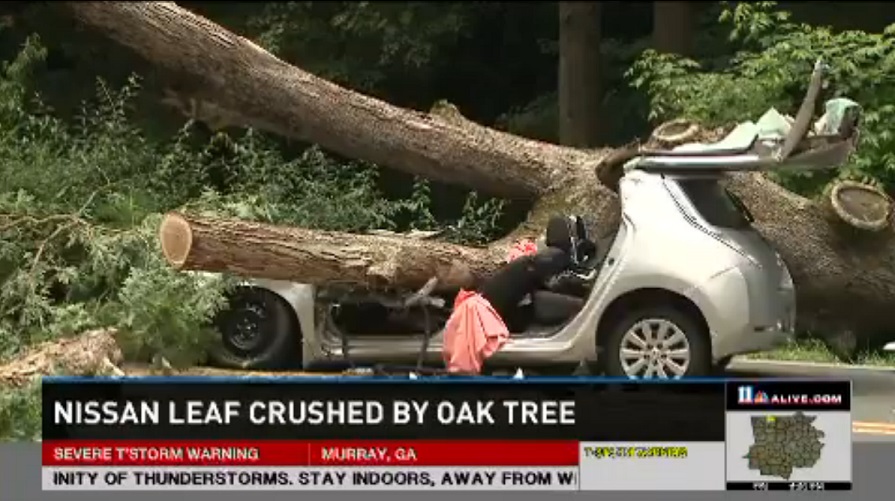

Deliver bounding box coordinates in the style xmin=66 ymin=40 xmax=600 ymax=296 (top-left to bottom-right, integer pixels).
xmin=210 ymin=286 xmax=300 ymax=370
xmin=602 ymin=306 xmax=711 ymax=379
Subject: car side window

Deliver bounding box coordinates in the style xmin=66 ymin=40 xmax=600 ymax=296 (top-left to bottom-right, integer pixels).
xmin=726 ymin=190 xmax=754 ymax=223
xmin=676 ymin=179 xmax=752 ymax=229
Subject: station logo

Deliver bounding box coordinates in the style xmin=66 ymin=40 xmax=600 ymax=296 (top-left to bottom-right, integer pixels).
xmin=736 ymin=385 xmax=842 ymax=406
xmin=737 ymin=386 xmax=769 ymax=404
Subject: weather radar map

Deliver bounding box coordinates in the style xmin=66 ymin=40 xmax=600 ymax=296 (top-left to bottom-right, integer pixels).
xmin=743 ymin=411 xmax=825 ymax=480
xmin=725 ymin=382 xmax=852 ymax=491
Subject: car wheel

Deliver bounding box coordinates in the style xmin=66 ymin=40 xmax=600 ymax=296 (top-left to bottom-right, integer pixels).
xmin=210 ymin=286 xmax=300 ymax=370
xmin=602 ymin=306 xmax=711 ymax=379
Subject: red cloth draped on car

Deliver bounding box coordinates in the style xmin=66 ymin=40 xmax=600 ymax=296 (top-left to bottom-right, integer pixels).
xmin=442 ymin=239 xmax=538 ymax=374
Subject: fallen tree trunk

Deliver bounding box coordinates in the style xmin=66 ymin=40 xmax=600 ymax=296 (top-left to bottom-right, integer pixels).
xmin=0 ymin=330 xmax=357 ymax=387
xmin=66 ymin=2 xmax=895 ymax=349
xmin=159 ymin=212 xmax=504 ymax=290
xmin=64 ymin=2 xmax=600 ymax=200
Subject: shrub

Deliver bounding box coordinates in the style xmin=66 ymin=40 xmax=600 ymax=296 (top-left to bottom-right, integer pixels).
xmin=0 ymin=35 xmax=507 ymax=370
xmin=0 ymin=381 xmax=41 ymax=442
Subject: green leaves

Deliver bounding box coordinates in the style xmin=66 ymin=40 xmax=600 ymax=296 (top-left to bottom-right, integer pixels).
xmin=719 ymin=1 xmax=792 ymax=45
xmin=112 ymin=248 xmax=231 ymax=369
xmin=0 ymin=33 xmax=507 ymax=373
xmin=0 ymin=380 xmax=41 ymax=442
xmin=245 ymin=2 xmax=473 ymax=91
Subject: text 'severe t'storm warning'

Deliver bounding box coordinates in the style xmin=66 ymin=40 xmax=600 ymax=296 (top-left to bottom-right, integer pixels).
xmin=41 ymin=378 xmax=853 ymax=491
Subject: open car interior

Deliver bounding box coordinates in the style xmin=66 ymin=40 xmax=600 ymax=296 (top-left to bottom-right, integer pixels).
xmin=326 ymin=214 xmax=605 ymax=341
xmin=476 ymin=214 xmax=602 ymax=334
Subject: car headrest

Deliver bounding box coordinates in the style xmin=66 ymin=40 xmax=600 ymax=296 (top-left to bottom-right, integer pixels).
xmin=545 ymin=215 xmax=574 ymax=254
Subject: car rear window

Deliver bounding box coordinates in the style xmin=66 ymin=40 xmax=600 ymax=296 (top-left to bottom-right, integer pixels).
xmin=676 ymin=179 xmax=752 ymax=229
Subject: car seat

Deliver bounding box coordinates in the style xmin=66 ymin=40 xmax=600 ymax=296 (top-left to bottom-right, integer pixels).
xmin=545 ymin=215 xmax=598 ymax=267
xmin=477 ymin=214 xmax=599 ymax=331
xmin=477 ymin=246 xmax=571 ymax=329
xmin=530 ymin=215 xmax=599 ymax=326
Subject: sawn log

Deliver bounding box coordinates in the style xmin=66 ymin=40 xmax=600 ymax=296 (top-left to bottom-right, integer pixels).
xmin=159 ymin=212 xmax=504 ymax=291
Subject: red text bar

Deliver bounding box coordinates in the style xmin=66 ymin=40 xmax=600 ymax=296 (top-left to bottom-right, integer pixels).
xmin=42 ymin=440 xmax=579 ymax=467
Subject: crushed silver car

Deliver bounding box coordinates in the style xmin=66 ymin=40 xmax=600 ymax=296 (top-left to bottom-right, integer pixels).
xmin=209 ymin=60 xmax=861 ymax=379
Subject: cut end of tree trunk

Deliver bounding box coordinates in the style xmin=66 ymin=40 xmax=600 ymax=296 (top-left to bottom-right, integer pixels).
xmin=159 ymin=212 xmax=194 ymax=268
xmin=826 ymin=180 xmax=893 ymax=232
xmin=650 ymin=118 xmax=700 ymax=146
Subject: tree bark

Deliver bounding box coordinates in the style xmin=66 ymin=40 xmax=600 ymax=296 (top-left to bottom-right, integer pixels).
xmin=653 ymin=1 xmax=693 ymax=56
xmin=159 ymin=213 xmax=505 ymax=291
xmin=65 ymin=2 xmax=895 ymax=350
xmin=558 ymin=2 xmax=603 ymax=147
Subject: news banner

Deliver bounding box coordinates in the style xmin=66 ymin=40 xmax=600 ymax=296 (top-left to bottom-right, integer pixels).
xmin=41 ymin=378 xmax=853 ymax=492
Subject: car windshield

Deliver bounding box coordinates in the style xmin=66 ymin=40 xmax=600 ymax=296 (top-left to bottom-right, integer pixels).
xmin=676 ymin=178 xmax=753 ymax=229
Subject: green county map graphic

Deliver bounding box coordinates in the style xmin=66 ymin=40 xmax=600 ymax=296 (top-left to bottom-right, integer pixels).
xmin=743 ymin=411 xmax=825 ymax=480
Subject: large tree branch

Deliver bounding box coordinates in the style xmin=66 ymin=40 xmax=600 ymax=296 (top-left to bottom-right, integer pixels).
xmin=64 ymin=1 xmax=602 ymax=200
xmin=159 ymin=213 xmax=503 ymax=291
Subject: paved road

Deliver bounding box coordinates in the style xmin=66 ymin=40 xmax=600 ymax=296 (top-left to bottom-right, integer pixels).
xmin=727 ymin=359 xmax=895 ymax=442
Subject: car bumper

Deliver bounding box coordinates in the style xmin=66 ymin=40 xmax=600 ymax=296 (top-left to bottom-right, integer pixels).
xmin=712 ymin=326 xmax=794 ymax=360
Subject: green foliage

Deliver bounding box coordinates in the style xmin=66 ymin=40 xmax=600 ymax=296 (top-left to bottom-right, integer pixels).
xmin=498 ymin=37 xmax=653 ymax=146
xmin=0 ymin=38 xmax=234 ymax=363
xmin=102 ymin=221 xmax=230 ymax=368
xmin=0 ymin=35 xmax=506 ymax=374
xmin=442 ymin=193 xmax=506 ymax=246
xmin=0 ymin=381 xmax=42 ymax=442
xmin=627 ymin=1 xmax=895 ymax=194
xmin=244 ymin=2 xmax=473 ymax=92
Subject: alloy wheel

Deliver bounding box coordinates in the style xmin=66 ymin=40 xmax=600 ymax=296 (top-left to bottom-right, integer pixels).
xmin=618 ymin=318 xmax=691 ymax=379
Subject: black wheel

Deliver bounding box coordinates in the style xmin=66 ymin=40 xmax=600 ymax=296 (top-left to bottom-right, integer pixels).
xmin=602 ymin=306 xmax=711 ymax=379
xmin=210 ymin=286 xmax=300 ymax=370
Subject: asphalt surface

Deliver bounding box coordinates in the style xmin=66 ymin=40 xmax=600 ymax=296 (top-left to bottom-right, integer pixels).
xmin=727 ymin=359 xmax=895 ymax=442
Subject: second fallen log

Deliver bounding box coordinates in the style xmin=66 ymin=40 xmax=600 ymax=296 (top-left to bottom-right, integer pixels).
xmin=158 ymin=212 xmax=504 ymax=290
xmin=822 ymin=179 xmax=892 ymax=232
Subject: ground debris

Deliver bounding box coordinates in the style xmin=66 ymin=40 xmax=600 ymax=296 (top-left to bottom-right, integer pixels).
xmin=0 ymin=328 xmax=123 ymax=387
